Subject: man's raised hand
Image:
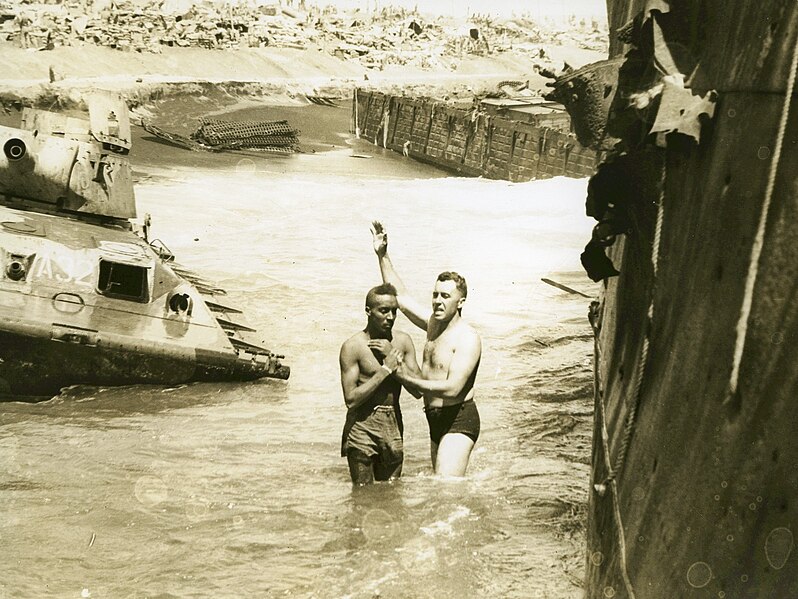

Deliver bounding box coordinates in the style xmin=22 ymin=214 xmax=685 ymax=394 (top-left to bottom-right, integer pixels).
xmin=371 ymin=220 xmax=388 ymax=257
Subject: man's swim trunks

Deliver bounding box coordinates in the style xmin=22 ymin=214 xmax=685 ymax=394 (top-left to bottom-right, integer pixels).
xmin=342 ymin=405 xmax=403 ymax=465
xmin=424 ymin=399 xmax=480 ymax=445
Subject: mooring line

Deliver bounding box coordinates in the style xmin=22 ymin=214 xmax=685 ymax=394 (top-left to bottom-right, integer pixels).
xmin=728 ymin=27 xmax=798 ymax=398
xmin=594 ymin=335 xmax=638 ymax=599
xmin=597 ymin=164 xmax=665 ymax=492
xmin=592 ymin=163 xmax=666 ymax=597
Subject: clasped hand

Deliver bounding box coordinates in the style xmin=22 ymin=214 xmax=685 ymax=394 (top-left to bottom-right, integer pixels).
xmin=368 ymin=339 xmax=402 ymax=371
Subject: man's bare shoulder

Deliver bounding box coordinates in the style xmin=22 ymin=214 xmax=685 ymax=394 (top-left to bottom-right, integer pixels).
xmin=392 ymin=330 xmax=415 ymax=345
xmin=450 ymin=321 xmax=482 ymax=356
xmin=452 ymin=319 xmax=480 ymax=339
xmin=341 ymin=331 xmax=368 ymax=353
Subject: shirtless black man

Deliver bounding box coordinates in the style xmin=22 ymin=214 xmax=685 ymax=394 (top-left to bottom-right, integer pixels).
xmin=339 ymin=283 xmax=421 ymax=485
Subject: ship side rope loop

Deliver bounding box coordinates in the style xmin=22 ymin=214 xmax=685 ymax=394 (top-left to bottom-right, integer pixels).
xmin=589 ymin=30 xmax=797 ymax=597
xmin=591 ymin=168 xmax=665 ymax=599
xmin=727 ymin=30 xmax=798 ymax=400
xmin=595 ymin=169 xmax=665 ymax=495
xmin=590 ymin=175 xmax=664 ymax=599
xmin=593 ymin=334 xmax=638 ymax=599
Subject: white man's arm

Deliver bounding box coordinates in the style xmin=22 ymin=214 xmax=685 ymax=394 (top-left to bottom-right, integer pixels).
xmin=339 ymin=341 xmax=398 ymax=410
xmin=397 ymin=333 xmax=423 ymax=399
xmin=377 ymin=253 xmax=430 ymax=331
xmin=396 ymin=330 xmax=481 ymax=400
xmin=371 ymin=221 xmax=430 ymax=330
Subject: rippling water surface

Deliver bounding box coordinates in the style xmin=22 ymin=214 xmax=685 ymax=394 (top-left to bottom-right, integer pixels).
xmin=0 ymin=120 xmax=596 ymax=598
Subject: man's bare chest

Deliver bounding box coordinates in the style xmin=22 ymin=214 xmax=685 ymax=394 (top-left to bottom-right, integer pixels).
xmin=423 ymin=335 xmax=456 ymax=370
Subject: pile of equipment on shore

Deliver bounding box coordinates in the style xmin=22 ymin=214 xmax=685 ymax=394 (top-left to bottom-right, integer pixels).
xmin=1 ymin=1 xmax=607 ymax=69
xmin=143 ymin=118 xmax=301 ymax=154
xmin=192 ymin=119 xmax=300 ymax=153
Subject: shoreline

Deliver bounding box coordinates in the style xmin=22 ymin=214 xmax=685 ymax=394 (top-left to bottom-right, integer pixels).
xmin=0 ymin=41 xmax=606 ymax=174
xmin=0 ymin=43 xmax=606 ymax=109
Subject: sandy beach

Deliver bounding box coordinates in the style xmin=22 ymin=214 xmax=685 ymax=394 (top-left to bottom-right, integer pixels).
xmin=0 ymin=0 xmax=608 ymax=141
xmin=0 ymin=42 xmax=605 ymax=104
xmin=0 ymin=36 xmax=605 ymax=159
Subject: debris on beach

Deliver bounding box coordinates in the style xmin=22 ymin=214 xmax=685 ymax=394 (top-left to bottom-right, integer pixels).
xmin=141 ymin=120 xmax=213 ymax=152
xmin=143 ymin=117 xmax=301 ymax=154
xmin=192 ymin=118 xmax=300 ymax=153
xmin=0 ymin=1 xmax=607 ymax=71
xmin=306 ymin=95 xmax=338 ymax=107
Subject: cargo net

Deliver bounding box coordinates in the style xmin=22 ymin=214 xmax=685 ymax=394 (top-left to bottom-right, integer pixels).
xmin=191 ymin=119 xmax=301 ymax=153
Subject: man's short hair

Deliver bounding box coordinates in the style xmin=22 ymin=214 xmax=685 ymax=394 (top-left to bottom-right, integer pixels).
xmin=365 ymin=283 xmax=398 ymax=307
xmin=437 ymin=271 xmax=467 ymax=298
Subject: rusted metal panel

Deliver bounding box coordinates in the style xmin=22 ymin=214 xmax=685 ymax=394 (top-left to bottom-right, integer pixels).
xmin=354 ymin=90 xmax=598 ymax=181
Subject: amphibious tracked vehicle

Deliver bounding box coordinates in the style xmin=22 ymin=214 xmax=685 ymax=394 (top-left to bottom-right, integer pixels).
xmin=0 ymin=93 xmax=289 ymax=398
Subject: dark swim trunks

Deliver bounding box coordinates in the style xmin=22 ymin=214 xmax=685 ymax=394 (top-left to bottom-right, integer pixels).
xmin=342 ymin=405 xmax=403 ymax=465
xmin=424 ymin=399 xmax=480 ymax=445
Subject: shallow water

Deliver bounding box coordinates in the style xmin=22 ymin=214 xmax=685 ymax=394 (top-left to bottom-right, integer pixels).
xmin=0 ymin=118 xmax=596 ymax=598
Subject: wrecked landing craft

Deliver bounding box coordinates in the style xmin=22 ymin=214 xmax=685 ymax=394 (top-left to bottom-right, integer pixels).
xmin=0 ymin=94 xmax=289 ymax=399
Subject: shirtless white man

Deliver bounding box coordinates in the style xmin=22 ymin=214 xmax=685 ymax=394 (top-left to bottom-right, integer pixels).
xmin=371 ymin=221 xmax=482 ymax=477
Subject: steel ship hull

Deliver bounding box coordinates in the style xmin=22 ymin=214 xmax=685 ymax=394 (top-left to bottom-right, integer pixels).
xmin=549 ymin=1 xmax=798 ymax=596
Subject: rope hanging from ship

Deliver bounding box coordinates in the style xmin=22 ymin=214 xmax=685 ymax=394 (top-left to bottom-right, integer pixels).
xmin=586 ymin=25 xmax=798 ymax=599
xmin=590 ymin=5 xmax=798 ymax=495
xmin=594 ymin=165 xmax=665 ymax=496
xmin=726 ymin=27 xmax=798 ymax=403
